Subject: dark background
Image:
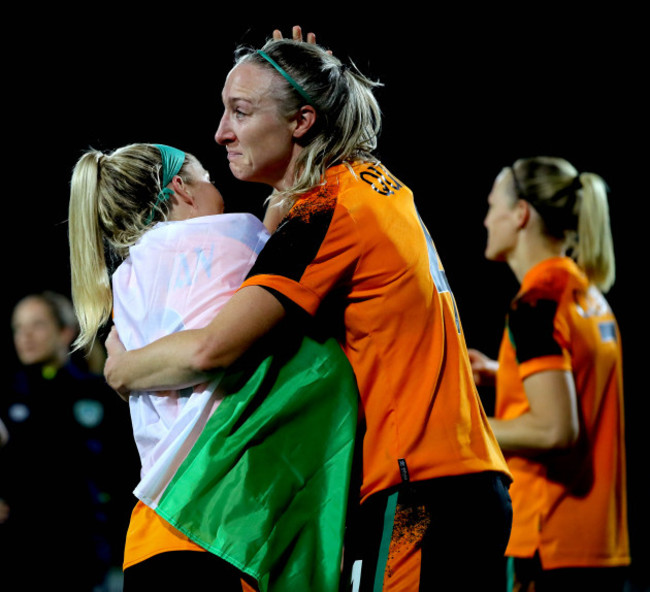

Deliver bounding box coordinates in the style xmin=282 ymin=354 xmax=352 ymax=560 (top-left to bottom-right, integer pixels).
xmin=5 ymin=12 xmax=647 ymax=586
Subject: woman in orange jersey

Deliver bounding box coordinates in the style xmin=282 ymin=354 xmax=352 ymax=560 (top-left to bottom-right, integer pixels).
xmin=470 ymin=157 xmax=630 ymax=591
xmin=105 ymin=28 xmax=513 ymax=591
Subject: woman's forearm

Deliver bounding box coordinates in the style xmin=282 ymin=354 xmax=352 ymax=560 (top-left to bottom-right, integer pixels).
xmin=489 ymin=413 xmax=573 ymax=455
xmin=104 ymin=327 xmax=213 ymax=397
xmin=104 ymin=286 xmax=287 ymax=397
xmin=489 ymin=370 xmax=579 ymax=455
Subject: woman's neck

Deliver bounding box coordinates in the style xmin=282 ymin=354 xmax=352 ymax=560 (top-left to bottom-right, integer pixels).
xmin=507 ymin=232 xmax=566 ymax=284
xmin=270 ymin=143 xmax=305 ymax=193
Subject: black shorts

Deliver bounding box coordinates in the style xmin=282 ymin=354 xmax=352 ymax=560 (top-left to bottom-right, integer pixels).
xmin=342 ymin=471 xmax=513 ymax=591
xmin=123 ymin=551 xmax=246 ymax=591
xmin=509 ymin=553 xmax=629 ymax=592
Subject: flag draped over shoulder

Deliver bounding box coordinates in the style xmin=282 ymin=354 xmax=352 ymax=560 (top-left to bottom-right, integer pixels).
xmin=112 ymin=213 xmax=358 ymax=592
xmin=156 ymin=334 xmax=358 ymax=592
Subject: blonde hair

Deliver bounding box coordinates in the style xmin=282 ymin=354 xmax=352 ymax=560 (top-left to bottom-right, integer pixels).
xmin=235 ymin=39 xmax=382 ymax=203
xmin=511 ymin=156 xmax=616 ymax=292
xmin=68 ymin=143 xmax=191 ymax=350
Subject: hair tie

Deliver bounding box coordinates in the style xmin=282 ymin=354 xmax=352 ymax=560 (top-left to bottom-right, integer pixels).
xmin=146 ymin=144 xmax=186 ymax=224
xmin=257 ymin=49 xmax=315 ymax=107
xmin=553 ymin=175 xmax=582 ymax=200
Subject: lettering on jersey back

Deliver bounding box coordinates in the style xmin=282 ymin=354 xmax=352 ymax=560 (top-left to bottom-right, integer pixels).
xmin=360 ymin=164 xmax=404 ymax=196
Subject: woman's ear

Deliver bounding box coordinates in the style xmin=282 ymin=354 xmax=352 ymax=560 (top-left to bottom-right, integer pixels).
xmin=515 ymin=199 xmax=531 ymax=230
xmin=292 ymin=105 xmax=317 ymax=140
xmin=170 ymin=175 xmax=195 ymax=206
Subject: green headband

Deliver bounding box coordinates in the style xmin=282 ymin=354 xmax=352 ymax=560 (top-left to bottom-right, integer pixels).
xmin=146 ymin=144 xmax=186 ymax=224
xmin=257 ymin=49 xmax=315 ymax=107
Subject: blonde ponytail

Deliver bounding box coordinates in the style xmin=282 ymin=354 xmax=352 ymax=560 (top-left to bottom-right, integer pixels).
xmin=68 ymin=143 xmax=192 ymax=350
xmin=69 ymin=151 xmax=113 ymax=350
xmin=575 ymin=172 xmax=616 ymax=292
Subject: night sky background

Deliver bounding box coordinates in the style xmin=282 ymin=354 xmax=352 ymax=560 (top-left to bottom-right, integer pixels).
xmin=5 ymin=11 xmax=647 ymax=584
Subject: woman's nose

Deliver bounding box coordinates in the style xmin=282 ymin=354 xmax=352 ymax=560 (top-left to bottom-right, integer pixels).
xmin=215 ymin=115 xmax=233 ymax=145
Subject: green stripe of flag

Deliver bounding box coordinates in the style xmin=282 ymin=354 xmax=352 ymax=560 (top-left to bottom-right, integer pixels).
xmin=153 ymin=335 xmax=359 ymax=592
